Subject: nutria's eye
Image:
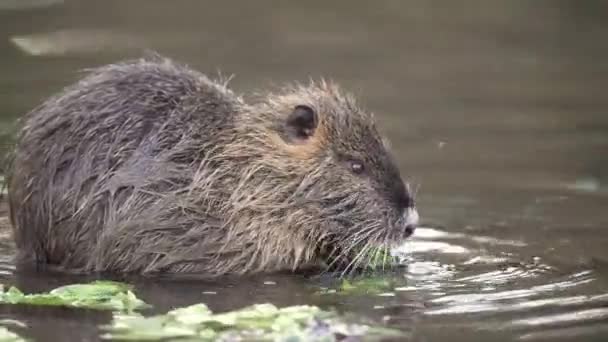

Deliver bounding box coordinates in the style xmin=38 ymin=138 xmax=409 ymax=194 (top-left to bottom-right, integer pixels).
xmin=349 ymin=160 xmax=365 ymax=174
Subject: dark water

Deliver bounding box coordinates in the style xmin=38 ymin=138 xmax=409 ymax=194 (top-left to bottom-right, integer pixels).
xmin=1 ymin=0 xmax=608 ymax=341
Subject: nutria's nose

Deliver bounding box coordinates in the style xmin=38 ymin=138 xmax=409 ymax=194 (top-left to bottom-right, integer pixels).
xmin=404 ymin=225 xmax=415 ymax=238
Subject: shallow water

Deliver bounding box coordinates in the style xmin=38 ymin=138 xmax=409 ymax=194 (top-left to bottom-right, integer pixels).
xmin=1 ymin=0 xmax=608 ymax=341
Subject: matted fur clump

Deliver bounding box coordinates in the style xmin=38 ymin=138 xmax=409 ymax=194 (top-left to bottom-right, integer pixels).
xmin=7 ymin=55 xmax=418 ymax=277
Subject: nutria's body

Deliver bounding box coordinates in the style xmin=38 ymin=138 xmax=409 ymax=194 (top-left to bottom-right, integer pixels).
xmin=7 ymin=55 xmax=418 ymax=277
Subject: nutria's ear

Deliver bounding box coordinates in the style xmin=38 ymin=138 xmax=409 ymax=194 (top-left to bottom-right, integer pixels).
xmin=284 ymin=105 xmax=318 ymax=141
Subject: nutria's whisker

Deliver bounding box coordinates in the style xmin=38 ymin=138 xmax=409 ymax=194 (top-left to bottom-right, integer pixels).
xmin=335 ymin=224 xmax=384 ymax=276
xmin=341 ymin=231 xmax=381 ymax=278
xmin=413 ymin=182 xmax=421 ymax=200
xmin=323 ymin=222 xmax=378 ymax=272
xmin=381 ymin=228 xmax=392 ymax=273
xmin=342 ymin=242 xmax=369 ymax=277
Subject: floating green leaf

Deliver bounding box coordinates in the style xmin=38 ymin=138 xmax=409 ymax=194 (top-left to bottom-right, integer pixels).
xmin=339 ymin=277 xmax=393 ymax=294
xmin=317 ymin=275 xmax=397 ymax=296
xmin=101 ymin=303 xmax=403 ymax=342
xmin=0 ymin=281 xmax=149 ymax=312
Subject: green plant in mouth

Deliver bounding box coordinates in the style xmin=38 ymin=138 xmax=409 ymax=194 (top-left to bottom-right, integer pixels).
xmin=317 ymin=245 xmax=402 ymax=296
xmin=321 ymin=245 xmax=402 ymax=274
xmin=363 ymin=246 xmax=401 ymax=270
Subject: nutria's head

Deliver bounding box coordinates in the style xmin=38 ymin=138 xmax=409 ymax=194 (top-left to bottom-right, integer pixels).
xmin=217 ymin=81 xmax=418 ymax=275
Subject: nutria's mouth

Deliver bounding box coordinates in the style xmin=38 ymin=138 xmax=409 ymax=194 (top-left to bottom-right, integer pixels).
xmin=316 ymin=208 xmax=419 ymax=275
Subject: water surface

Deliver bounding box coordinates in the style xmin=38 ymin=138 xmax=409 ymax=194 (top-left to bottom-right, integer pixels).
xmin=1 ymin=0 xmax=608 ymax=341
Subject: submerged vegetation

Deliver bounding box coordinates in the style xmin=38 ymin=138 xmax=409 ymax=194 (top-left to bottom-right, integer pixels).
xmin=318 ymin=277 xmax=396 ymax=296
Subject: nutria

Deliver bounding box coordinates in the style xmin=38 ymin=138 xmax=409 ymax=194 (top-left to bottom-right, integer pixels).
xmin=7 ymin=54 xmax=419 ymax=277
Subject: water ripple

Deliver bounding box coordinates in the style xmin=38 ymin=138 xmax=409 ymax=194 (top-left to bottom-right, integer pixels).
xmin=389 ymin=225 xmax=608 ymax=339
xmin=513 ymin=308 xmax=608 ymax=327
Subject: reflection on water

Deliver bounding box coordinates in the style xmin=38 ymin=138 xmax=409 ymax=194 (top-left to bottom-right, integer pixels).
xmin=1 ymin=0 xmax=608 ymax=341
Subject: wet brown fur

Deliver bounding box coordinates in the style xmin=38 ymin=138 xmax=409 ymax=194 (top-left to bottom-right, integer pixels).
xmin=7 ymin=54 xmax=416 ymax=277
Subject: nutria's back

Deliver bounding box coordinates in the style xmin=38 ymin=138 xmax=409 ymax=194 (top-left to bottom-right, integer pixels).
xmin=8 ymin=55 xmax=418 ymax=277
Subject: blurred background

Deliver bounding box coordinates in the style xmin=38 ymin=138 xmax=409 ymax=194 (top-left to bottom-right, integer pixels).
xmin=1 ymin=0 xmax=607 ymax=199
xmin=1 ymin=1 xmax=608 ymax=341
